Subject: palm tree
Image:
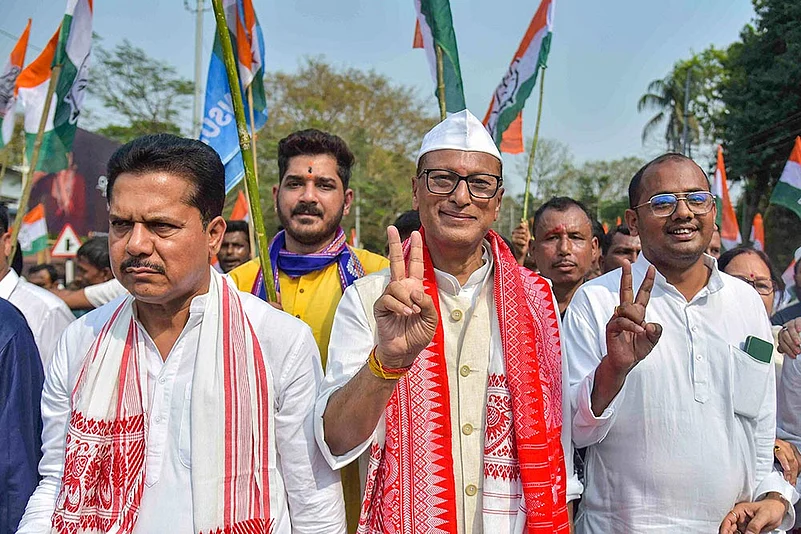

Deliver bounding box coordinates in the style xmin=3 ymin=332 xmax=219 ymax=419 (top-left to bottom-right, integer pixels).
xmin=638 ymin=74 xmax=700 ymax=153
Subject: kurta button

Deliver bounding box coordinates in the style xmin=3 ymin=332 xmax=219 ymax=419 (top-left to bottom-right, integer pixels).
xmin=299 ymin=288 xmax=305 ymax=293
xmin=462 ymin=423 xmax=474 ymax=435
xmin=465 ymin=484 xmax=477 ymax=496
xmin=155 ymin=416 xmax=162 ymax=423
xmin=459 ymin=365 xmax=470 ymax=377
xmin=295 ymin=314 xmax=301 ymax=318
xmin=450 ymin=309 xmax=463 ymax=321
xmin=696 ymin=354 xmax=703 ymax=361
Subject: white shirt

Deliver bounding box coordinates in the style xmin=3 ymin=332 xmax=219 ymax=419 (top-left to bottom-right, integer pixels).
xmin=0 ymin=268 xmax=73 ymax=367
xmin=315 ymin=245 xmax=581 ymax=534
xmin=83 ymin=277 xmax=127 ymax=307
xmin=564 ymin=253 xmax=795 ymax=533
xmin=17 ymin=290 xmax=346 ymax=534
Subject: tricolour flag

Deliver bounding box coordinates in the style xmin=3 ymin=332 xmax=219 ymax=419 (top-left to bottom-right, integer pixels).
xmin=17 ymin=0 xmax=92 ymax=174
xmin=230 ymin=190 xmax=250 ymax=221
xmin=413 ymin=0 xmax=466 ymax=114
xmin=0 ymin=19 xmax=31 ymax=148
xmin=770 ymin=136 xmax=801 ymax=221
xmin=712 ymin=145 xmax=742 ymax=250
xmin=750 ymin=213 xmax=765 ymax=251
xmin=18 ymin=203 xmax=48 ymax=256
xmin=200 ymin=0 xmax=268 ymax=193
xmin=483 ymin=0 xmax=554 ymax=153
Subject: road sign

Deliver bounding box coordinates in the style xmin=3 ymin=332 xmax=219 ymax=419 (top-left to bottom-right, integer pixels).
xmin=51 ymin=224 xmax=83 ymax=258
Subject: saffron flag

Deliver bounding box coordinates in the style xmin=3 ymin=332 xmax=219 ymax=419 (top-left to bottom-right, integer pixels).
xmin=413 ymin=0 xmax=466 ymax=114
xmin=712 ymin=146 xmax=742 ymax=250
xmin=18 ymin=203 xmax=48 ymax=255
xmin=770 ymin=136 xmax=801 ymax=221
xmin=483 ymin=0 xmax=554 ymax=153
xmin=0 ymin=19 xmax=31 ymax=148
xmin=781 ymin=246 xmax=801 ymax=307
xmin=200 ymin=0 xmax=268 ymax=193
xmin=18 ymin=0 xmax=92 ymax=174
xmin=230 ymin=190 xmax=250 ymax=221
xmin=750 ymin=213 xmax=765 ymax=251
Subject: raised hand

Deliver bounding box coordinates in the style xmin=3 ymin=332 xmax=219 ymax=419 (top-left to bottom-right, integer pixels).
xmin=510 ymin=220 xmax=532 ymax=266
xmin=373 ymin=226 xmax=439 ymax=369
xmin=605 ymin=261 xmax=663 ymax=376
xmin=777 ymin=317 xmax=801 ymax=359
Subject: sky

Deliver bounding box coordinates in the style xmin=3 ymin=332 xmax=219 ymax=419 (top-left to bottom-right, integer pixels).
xmin=0 ymin=0 xmax=756 ymax=194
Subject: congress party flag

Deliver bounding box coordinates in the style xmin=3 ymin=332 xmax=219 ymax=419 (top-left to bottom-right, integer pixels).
xmin=770 ymin=136 xmax=801 ymax=221
xmin=0 ymin=19 xmax=31 ymax=148
xmin=17 ymin=0 xmax=92 ymax=174
xmin=230 ymin=190 xmax=250 ymax=221
xmin=200 ymin=0 xmax=268 ymax=193
xmin=483 ymin=0 xmax=554 ymax=153
xmin=750 ymin=213 xmax=765 ymax=251
xmin=412 ymin=0 xmax=466 ymax=115
xmin=712 ymin=146 xmax=742 ymax=250
xmin=18 ymin=203 xmax=48 ymax=255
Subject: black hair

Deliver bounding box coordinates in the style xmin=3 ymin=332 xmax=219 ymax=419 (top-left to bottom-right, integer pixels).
xmin=277 ymin=129 xmax=355 ymax=189
xmin=0 ymin=203 xmax=8 ymax=234
xmin=225 ymin=220 xmax=250 ymax=240
xmin=392 ymin=210 xmax=421 ymax=242
xmin=28 ymin=263 xmax=58 ymax=283
xmin=602 ymin=224 xmax=632 ymax=255
xmin=106 ymin=134 xmax=225 ymax=226
xmin=628 ymin=152 xmax=708 ymax=208
xmin=533 ymin=196 xmax=594 ymax=233
xmin=718 ymin=246 xmax=785 ymax=293
xmin=76 ymin=236 xmax=111 ymax=270
xmin=592 ymin=218 xmax=605 ymax=244
xmin=11 ymin=241 xmax=21 ymax=273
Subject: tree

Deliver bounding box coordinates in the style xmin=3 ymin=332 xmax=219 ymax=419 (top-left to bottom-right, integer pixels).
xmin=88 ymin=39 xmax=193 ymax=143
xmin=249 ymin=57 xmax=438 ymax=253
xmin=638 ymin=73 xmax=700 ymax=153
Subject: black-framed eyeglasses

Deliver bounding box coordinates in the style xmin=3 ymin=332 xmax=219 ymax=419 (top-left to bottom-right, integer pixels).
xmin=633 ymin=191 xmax=716 ymax=217
xmin=418 ymin=168 xmax=503 ymax=199
xmin=732 ymin=275 xmax=776 ymax=296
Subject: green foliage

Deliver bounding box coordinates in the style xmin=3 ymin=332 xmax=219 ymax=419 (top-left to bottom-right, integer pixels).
xmin=87 ymin=39 xmax=194 ymax=141
xmin=244 ymin=57 xmax=438 ymax=253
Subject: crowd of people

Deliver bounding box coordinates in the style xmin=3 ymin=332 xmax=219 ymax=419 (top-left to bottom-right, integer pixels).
xmin=2 ymin=109 xmax=801 ymax=534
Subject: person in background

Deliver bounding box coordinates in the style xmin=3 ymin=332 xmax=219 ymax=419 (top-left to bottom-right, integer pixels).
xmin=601 ymin=224 xmax=641 ymax=274
xmin=0 ymin=298 xmax=44 ymax=534
xmin=51 ymin=236 xmax=127 ymax=310
xmin=217 ymin=219 xmax=251 ymax=273
xmin=774 ymin=260 xmax=801 ymax=326
xmin=392 ymin=209 xmax=421 ymax=243
xmin=586 ymin=219 xmax=605 ymax=280
xmin=510 ymin=219 xmax=537 ymax=270
xmin=0 ymin=205 xmax=74 ymax=366
xmin=532 ymin=196 xmax=599 ymax=316
xmin=707 ymin=223 xmax=722 ymax=259
xmin=26 ymin=264 xmax=59 ymax=290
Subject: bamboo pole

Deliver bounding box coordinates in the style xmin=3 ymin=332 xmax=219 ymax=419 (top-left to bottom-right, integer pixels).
xmin=435 ymin=44 xmax=447 ymax=121
xmin=211 ymin=0 xmax=276 ymax=301
xmin=9 ymin=64 xmax=62 ymax=260
xmin=244 ymin=85 xmax=258 ymax=259
xmin=522 ymin=66 xmax=547 ymax=222
xmin=0 ymin=146 xmax=10 ymax=196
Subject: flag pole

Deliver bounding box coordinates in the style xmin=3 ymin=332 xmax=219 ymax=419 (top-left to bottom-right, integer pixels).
xmin=211 ymin=0 xmax=276 ymax=301
xmin=435 ymin=44 xmax=447 ymax=121
xmin=522 ymin=66 xmax=547 ymax=221
xmin=0 ymin=145 xmax=10 ymax=195
xmin=244 ymin=85 xmax=259 ymax=259
xmin=9 ymin=64 xmax=62 ymax=260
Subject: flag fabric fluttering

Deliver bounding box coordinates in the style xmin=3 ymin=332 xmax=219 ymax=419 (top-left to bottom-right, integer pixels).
xmin=17 ymin=0 xmax=93 ymax=174
xmin=200 ymin=0 xmax=268 ymax=193
xmin=483 ymin=0 xmax=554 ymax=153
xmin=412 ymin=0 xmax=466 ymax=115
xmin=18 ymin=203 xmax=48 ymax=255
xmin=750 ymin=213 xmax=765 ymax=251
xmin=712 ymin=146 xmax=742 ymax=250
xmin=230 ymin=190 xmax=250 ymax=221
xmin=780 ymin=246 xmax=801 ymax=307
xmin=0 ymin=19 xmax=31 ymax=149
xmin=770 ymin=136 xmax=801 ymax=221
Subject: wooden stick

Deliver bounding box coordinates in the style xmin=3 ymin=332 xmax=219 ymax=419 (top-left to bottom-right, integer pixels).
xmin=522 ymin=66 xmax=547 ymax=222
xmin=211 ymin=0 xmax=276 ymax=300
xmin=435 ymin=44 xmax=447 ymax=121
xmin=244 ymin=85 xmax=258 ymax=259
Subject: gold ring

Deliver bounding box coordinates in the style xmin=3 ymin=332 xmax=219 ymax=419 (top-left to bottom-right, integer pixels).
xmin=775 ymin=445 xmax=782 ymax=452
xmin=615 ymin=305 xmax=623 ymax=316
xmin=729 ymin=510 xmax=737 ymax=519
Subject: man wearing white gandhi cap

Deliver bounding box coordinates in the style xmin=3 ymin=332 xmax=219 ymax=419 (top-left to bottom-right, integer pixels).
xmin=316 ymin=110 xmax=582 ymax=533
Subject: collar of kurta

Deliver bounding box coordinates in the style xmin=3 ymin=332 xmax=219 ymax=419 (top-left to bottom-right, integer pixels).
xmin=0 ymin=268 xmax=20 ymax=300
xmin=634 ymin=251 xmax=724 ymax=297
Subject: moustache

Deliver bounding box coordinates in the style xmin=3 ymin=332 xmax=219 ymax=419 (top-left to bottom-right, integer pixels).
xmin=292 ymin=203 xmax=323 ymax=217
xmin=120 ymin=257 xmax=166 ymax=274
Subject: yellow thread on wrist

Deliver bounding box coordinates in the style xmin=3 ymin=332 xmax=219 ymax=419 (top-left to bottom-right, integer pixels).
xmin=367 ymin=347 xmax=411 ymax=380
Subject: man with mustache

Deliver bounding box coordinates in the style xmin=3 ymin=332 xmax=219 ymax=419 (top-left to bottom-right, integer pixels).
xmin=18 ymin=134 xmax=346 ymax=534
xmin=564 ymin=153 xmax=795 ymax=533
xmin=532 ymin=197 xmax=599 ymax=317
xmin=229 ymin=128 xmax=388 ymax=531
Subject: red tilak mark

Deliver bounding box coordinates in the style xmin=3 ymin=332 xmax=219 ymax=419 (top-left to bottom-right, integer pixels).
xmin=544 ymin=224 xmax=567 ymax=239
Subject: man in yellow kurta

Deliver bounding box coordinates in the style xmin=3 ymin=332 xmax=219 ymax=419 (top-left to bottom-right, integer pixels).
xmin=229 ymin=129 xmax=387 ymax=530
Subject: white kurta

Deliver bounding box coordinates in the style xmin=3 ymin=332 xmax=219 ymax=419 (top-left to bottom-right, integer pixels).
xmin=315 ymin=245 xmax=581 ymax=534
xmin=564 ymin=253 xmax=796 ymax=533
xmin=18 ymin=290 xmax=346 ymax=534
xmin=0 ymin=269 xmax=74 ymax=367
